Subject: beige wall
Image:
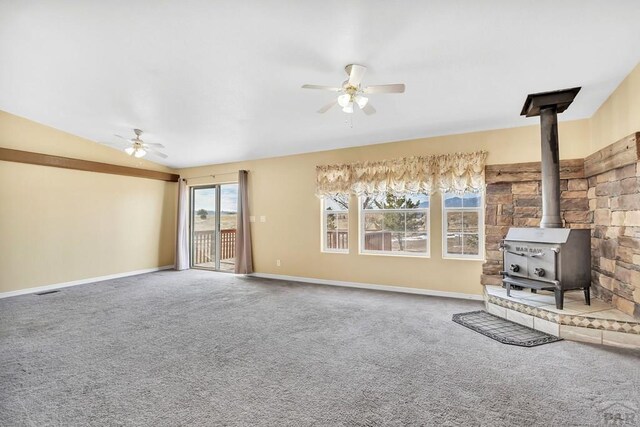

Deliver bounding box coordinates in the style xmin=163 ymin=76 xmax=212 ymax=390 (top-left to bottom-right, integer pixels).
xmin=180 ymin=63 xmax=640 ymax=296
xmin=3 ymin=61 xmax=638 ymax=296
xmin=590 ymin=62 xmax=640 ymax=153
xmin=180 ymin=120 xmax=591 ymax=296
xmin=0 ymin=111 xmax=177 ymax=293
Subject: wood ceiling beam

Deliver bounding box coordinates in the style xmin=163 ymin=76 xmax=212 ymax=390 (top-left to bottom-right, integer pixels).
xmin=0 ymin=147 xmax=179 ymax=182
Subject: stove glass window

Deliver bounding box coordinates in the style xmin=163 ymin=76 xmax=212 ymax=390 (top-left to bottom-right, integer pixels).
xmin=360 ymin=193 xmax=430 ymax=257
xmin=442 ymin=192 xmax=483 ymax=259
xmin=322 ymin=194 xmax=350 ymax=253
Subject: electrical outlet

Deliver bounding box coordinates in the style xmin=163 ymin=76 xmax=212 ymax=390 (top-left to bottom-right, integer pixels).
xmin=249 ymin=216 xmax=256 ymax=223
xmin=276 ymin=259 xmax=281 ymax=267
xmin=260 ymin=215 xmax=267 ymax=223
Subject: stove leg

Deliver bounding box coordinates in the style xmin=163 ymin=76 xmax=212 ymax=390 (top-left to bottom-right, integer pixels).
xmin=506 ymin=282 xmax=511 ymax=297
xmin=531 ymin=289 xmax=537 ymax=294
xmin=554 ymin=289 xmax=564 ymax=310
xmin=584 ymin=287 xmax=591 ymax=306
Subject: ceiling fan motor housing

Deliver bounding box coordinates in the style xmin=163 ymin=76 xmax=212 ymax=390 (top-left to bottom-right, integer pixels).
xmin=344 ymin=64 xmax=363 ymax=76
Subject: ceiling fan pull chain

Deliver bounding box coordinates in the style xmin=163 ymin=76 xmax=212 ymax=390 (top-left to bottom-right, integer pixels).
xmin=345 ymin=114 xmax=353 ymax=129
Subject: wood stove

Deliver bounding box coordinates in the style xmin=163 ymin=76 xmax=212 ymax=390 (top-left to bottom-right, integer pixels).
xmin=500 ymin=87 xmax=591 ymax=310
xmin=500 ymin=228 xmax=591 ymax=309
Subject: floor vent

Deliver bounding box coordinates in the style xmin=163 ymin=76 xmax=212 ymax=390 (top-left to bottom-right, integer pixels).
xmin=35 ymin=290 xmax=60 ymax=296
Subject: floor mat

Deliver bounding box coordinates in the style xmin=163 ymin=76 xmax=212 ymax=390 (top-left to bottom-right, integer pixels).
xmin=452 ymin=310 xmax=563 ymax=347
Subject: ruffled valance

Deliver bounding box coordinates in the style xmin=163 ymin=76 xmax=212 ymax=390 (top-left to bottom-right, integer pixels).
xmin=316 ymin=151 xmax=487 ymax=197
xmin=437 ymin=151 xmax=487 ymax=194
xmin=316 ymin=164 xmax=352 ymax=197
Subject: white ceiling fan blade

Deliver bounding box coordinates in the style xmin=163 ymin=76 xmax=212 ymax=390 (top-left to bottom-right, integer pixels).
xmin=317 ymin=100 xmax=338 ymax=113
xmin=100 ymin=141 xmax=128 ymax=149
xmin=301 ymin=84 xmax=342 ymax=92
xmin=361 ymin=103 xmax=376 ymax=115
xmin=114 ymin=134 xmax=133 ymax=142
xmin=348 ymin=64 xmax=367 ymax=86
xmin=147 ymin=147 xmax=168 ymax=159
xmin=143 ymin=142 xmax=165 ymax=148
xmin=363 ymin=84 xmax=405 ymax=94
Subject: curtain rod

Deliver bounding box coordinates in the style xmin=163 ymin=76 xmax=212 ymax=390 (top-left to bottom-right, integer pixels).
xmin=182 ymin=170 xmax=249 ymax=181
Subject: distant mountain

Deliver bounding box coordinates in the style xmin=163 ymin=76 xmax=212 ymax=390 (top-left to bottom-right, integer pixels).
xmin=444 ymin=196 xmax=480 ymax=208
xmin=444 ymin=197 xmax=463 ymax=208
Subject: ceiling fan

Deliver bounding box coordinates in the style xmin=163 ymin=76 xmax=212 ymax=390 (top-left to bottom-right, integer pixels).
xmin=302 ymin=64 xmax=405 ymax=115
xmin=102 ymin=129 xmax=167 ymax=159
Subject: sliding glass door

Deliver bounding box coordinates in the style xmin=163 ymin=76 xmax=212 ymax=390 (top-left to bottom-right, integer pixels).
xmin=190 ymin=184 xmax=238 ymax=272
xmin=191 ymin=186 xmax=217 ymax=269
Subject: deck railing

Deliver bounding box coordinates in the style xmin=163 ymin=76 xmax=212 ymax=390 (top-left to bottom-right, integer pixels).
xmin=193 ymin=229 xmax=236 ymax=264
xmin=325 ymin=231 xmax=392 ymax=251
xmin=220 ymin=229 xmax=236 ymax=260
xmin=326 ymin=231 xmax=349 ymax=250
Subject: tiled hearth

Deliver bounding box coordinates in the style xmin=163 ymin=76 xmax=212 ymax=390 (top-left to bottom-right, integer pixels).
xmin=484 ymin=286 xmax=640 ymax=349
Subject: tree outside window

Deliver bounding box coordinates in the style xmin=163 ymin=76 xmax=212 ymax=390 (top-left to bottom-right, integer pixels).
xmin=323 ymin=195 xmax=349 ymax=252
xmin=361 ymin=193 xmax=429 ymax=256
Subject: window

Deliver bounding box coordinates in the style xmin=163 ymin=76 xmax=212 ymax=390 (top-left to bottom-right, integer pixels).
xmin=322 ymin=195 xmax=349 ymax=253
xmin=360 ymin=193 xmax=429 ymax=256
xmin=442 ymin=192 xmax=484 ymax=259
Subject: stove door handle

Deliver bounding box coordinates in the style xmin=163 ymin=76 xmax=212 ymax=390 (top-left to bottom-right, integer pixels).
xmin=529 ymin=252 xmax=544 ymax=258
xmin=506 ymin=250 xmax=524 ymax=257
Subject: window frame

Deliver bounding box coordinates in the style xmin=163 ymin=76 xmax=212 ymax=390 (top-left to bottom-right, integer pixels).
xmin=320 ymin=195 xmax=350 ymax=254
xmin=358 ymin=193 xmax=431 ymax=258
xmin=441 ymin=191 xmax=485 ymax=261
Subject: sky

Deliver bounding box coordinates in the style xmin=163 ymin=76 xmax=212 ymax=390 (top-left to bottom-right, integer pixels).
xmin=193 ymin=184 xmax=238 ymax=212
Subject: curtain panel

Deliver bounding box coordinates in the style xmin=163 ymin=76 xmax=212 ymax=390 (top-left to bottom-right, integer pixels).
xmin=235 ymin=170 xmax=254 ymax=274
xmin=315 ymin=151 xmax=487 ymax=197
xmin=175 ymin=179 xmax=190 ymax=270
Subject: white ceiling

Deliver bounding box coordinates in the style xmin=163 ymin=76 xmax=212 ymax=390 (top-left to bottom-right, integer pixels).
xmin=1 ymin=1 xmax=639 ymax=168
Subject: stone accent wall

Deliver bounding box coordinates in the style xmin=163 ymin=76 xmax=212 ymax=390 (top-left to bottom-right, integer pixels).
xmin=589 ymin=162 xmax=640 ymax=317
xmin=481 ymin=133 xmax=640 ymax=319
xmin=481 ymin=160 xmax=590 ymax=287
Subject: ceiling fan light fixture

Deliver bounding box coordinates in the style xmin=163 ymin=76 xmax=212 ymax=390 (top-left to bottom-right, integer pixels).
xmin=342 ymin=102 xmax=354 ymax=114
xmin=337 ymin=94 xmax=351 ymax=108
xmin=124 ymin=146 xmax=135 ymax=156
xmin=354 ymin=95 xmax=369 ymax=109
xmin=134 ymin=148 xmax=147 ymax=158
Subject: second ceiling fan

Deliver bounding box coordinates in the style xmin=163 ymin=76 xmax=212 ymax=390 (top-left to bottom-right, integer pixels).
xmin=101 ymin=129 xmax=167 ymax=159
xmin=302 ymin=64 xmax=405 ymax=115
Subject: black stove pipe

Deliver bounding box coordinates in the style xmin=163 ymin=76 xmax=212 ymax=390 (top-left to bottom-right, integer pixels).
xmin=520 ymin=87 xmax=581 ymax=229
xmin=539 ymin=107 xmax=562 ymax=228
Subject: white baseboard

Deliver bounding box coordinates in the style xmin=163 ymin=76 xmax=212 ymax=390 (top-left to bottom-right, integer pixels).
xmin=0 ymin=265 xmax=175 ymax=299
xmin=2 ymin=268 xmax=483 ymax=302
xmin=249 ymin=273 xmax=484 ymax=301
